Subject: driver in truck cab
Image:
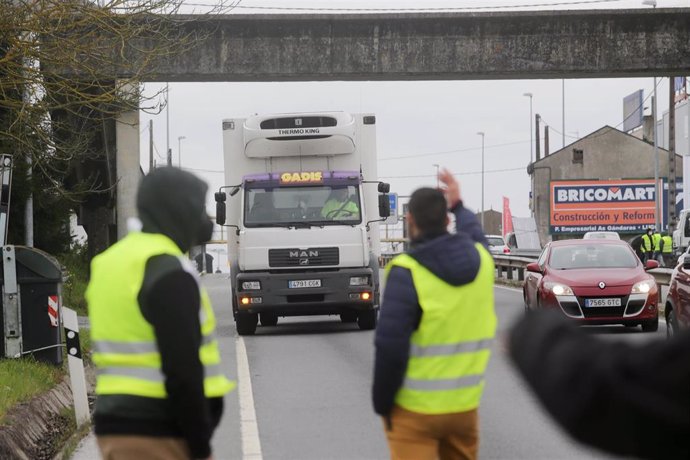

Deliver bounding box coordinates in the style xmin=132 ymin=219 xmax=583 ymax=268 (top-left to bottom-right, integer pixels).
xmin=321 ymin=188 xmax=360 ymax=220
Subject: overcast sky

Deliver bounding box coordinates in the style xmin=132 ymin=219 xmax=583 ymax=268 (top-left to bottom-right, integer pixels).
xmin=138 ymin=0 xmax=686 ymax=223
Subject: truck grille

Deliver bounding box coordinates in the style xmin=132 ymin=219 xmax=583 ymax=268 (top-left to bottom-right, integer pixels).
xmin=268 ymin=247 xmax=339 ymax=268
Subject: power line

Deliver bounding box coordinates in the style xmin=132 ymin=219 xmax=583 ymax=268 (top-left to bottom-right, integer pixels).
xmin=185 ymin=0 xmax=624 ymax=12
xmin=380 ymin=166 xmax=525 ymax=179
xmin=379 ymin=139 xmax=530 ymax=161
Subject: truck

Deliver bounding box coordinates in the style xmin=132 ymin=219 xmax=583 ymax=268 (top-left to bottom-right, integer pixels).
xmin=215 ymin=112 xmax=391 ymax=335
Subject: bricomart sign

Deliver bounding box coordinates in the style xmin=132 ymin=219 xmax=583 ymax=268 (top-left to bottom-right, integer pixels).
xmin=550 ymin=179 xmax=657 ymax=234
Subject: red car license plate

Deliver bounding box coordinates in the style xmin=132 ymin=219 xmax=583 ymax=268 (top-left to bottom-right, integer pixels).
xmin=585 ymin=298 xmax=621 ymax=307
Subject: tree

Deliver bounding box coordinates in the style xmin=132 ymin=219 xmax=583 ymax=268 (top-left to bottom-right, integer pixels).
xmin=0 ymin=0 xmax=232 ymax=256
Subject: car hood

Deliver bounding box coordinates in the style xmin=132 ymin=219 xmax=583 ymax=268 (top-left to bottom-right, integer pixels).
xmin=546 ymin=267 xmax=644 ymax=288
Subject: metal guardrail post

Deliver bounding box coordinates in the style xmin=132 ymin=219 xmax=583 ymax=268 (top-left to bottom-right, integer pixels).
xmin=2 ymin=245 xmax=21 ymax=358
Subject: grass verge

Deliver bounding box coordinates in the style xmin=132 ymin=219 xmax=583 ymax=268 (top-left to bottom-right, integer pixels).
xmin=0 ymin=358 xmax=64 ymax=424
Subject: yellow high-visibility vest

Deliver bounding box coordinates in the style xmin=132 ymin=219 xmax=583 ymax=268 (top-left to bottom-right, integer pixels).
xmin=387 ymin=243 xmax=496 ymax=414
xmin=641 ymin=234 xmax=654 ymax=252
xmin=661 ymin=235 xmax=673 ymax=254
xmin=86 ymin=232 xmax=235 ymax=399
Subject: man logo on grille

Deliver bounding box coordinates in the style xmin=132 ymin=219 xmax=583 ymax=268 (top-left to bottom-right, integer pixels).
xmin=299 ymin=259 xmax=309 ymax=265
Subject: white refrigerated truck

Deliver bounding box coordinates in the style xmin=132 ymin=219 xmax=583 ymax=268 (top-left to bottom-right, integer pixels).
xmin=215 ymin=112 xmax=390 ymax=335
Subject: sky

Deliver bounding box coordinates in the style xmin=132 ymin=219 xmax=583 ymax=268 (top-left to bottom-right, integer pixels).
xmin=136 ymin=0 xmax=685 ymax=255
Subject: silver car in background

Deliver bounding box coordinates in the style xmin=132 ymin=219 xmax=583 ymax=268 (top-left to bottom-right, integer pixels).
xmin=486 ymin=234 xmax=510 ymax=255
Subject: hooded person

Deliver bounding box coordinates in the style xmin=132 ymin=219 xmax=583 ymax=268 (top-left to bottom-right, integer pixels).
xmin=86 ymin=167 xmax=235 ymax=460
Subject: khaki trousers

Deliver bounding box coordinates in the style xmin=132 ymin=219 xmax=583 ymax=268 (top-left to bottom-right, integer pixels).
xmin=383 ymin=405 xmax=479 ymax=460
xmin=97 ymin=435 xmax=191 ymax=460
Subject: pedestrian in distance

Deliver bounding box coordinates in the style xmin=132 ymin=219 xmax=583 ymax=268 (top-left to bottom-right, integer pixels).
xmin=640 ymin=227 xmax=655 ymax=263
xmin=373 ymin=168 xmax=496 ymax=460
xmin=86 ymin=167 xmax=235 ymax=460
xmin=652 ymin=228 xmax=663 ymax=266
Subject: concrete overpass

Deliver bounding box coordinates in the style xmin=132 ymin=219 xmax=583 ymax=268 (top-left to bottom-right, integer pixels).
xmin=106 ymin=8 xmax=690 ymax=241
xmin=127 ymin=8 xmax=690 ymax=82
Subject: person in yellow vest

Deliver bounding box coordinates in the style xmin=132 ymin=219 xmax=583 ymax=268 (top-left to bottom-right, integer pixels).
xmin=86 ymin=168 xmax=235 ymax=460
xmin=659 ymin=232 xmax=674 ymax=267
xmin=640 ymin=227 xmax=655 ymax=263
xmin=651 ymin=228 xmax=663 ymax=265
xmin=321 ymin=187 xmax=360 ymax=220
xmin=373 ymin=168 xmax=496 ymax=460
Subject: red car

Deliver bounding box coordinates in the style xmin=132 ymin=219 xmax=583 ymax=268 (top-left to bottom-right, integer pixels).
xmin=523 ymin=239 xmax=660 ymax=332
xmin=664 ymin=257 xmax=690 ymax=337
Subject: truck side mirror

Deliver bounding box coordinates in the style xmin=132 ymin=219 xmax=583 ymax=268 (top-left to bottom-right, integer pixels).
xmin=229 ymin=186 xmax=240 ymax=197
xmin=378 ymin=194 xmax=390 ymax=218
xmin=378 ymin=182 xmax=390 ymax=193
xmin=215 ymin=192 xmax=226 ymax=225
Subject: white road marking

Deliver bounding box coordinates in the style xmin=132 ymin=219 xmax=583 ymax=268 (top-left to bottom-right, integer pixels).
xmin=236 ymin=336 xmax=263 ymax=460
xmin=494 ymin=284 xmax=522 ymax=292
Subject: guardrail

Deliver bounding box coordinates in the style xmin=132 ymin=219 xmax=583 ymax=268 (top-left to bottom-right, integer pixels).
xmin=493 ymin=254 xmax=675 ymax=288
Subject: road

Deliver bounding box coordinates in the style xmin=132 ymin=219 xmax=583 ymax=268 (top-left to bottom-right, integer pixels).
xmin=73 ymin=274 xmax=666 ymax=459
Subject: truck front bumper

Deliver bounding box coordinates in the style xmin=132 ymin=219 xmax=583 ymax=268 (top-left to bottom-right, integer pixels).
xmin=234 ymin=268 xmax=377 ymax=316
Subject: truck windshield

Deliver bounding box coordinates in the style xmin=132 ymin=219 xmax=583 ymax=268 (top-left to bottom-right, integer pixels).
xmin=244 ymin=185 xmax=362 ymax=227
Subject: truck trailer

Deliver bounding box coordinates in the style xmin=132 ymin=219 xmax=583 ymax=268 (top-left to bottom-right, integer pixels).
xmin=215 ymin=112 xmax=390 ymax=335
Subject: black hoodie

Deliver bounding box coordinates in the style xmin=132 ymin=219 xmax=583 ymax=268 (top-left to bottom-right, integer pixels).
xmin=94 ymin=168 xmax=221 ymax=459
xmin=372 ymin=203 xmax=489 ymax=416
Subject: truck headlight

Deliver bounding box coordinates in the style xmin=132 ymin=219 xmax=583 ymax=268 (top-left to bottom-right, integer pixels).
xmin=631 ymin=280 xmax=654 ymax=294
xmin=544 ymin=282 xmax=573 ymax=296
xmin=349 ymin=276 xmax=370 ymax=286
xmin=241 ymin=281 xmax=261 ymax=290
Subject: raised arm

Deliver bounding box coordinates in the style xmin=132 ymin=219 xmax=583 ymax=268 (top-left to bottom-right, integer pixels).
xmin=438 ymin=168 xmax=488 ymax=248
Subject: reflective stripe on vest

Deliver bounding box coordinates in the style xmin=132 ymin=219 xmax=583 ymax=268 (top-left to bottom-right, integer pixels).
xmin=388 ymin=243 xmax=497 ymax=415
xmin=87 ymin=232 xmax=235 ymax=399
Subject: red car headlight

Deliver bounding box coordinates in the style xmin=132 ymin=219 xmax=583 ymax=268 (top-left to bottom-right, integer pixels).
xmin=631 ymin=280 xmax=654 ymax=294
xmin=544 ymin=281 xmax=574 ymax=296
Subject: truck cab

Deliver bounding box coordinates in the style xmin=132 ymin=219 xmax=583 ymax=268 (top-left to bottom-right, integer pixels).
xmin=216 ymin=112 xmax=389 ymax=335
xmin=673 ymin=209 xmax=690 ymax=256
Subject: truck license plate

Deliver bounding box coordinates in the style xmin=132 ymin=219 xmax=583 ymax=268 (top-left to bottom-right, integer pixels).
xmin=288 ymin=279 xmax=321 ymax=289
xmin=585 ymin=298 xmax=621 ymax=307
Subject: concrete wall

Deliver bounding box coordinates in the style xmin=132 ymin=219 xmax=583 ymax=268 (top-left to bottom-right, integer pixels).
xmin=531 ymin=127 xmax=683 ymax=244
xmin=112 ymin=9 xmax=690 ymax=82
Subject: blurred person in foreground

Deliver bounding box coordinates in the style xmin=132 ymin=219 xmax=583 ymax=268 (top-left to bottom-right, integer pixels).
xmin=510 ymin=311 xmax=690 ymax=459
xmin=373 ymin=169 xmax=496 ymax=460
xmin=86 ymin=167 xmax=235 ymax=460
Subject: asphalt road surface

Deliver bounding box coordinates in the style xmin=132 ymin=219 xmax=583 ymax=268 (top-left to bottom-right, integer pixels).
xmin=73 ymin=274 xmax=666 ymax=459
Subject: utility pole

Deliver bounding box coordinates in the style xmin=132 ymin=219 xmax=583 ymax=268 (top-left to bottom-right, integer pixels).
xmin=562 ymin=79 xmax=566 ymax=148
xmin=148 ymin=119 xmax=154 ymax=173
xmin=544 ymin=125 xmax=550 ymax=157
xmin=166 ymin=82 xmax=171 ymax=167
xmin=653 ymin=82 xmax=660 ymax=231
xmin=477 ymin=132 xmax=485 ymax=229
xmin=535 ymin=114 xmax=541 ymax=161
xmin=669 ymin=77 xmax=677 ymax=232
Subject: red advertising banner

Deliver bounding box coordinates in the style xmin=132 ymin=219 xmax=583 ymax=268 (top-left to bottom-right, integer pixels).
xmin=502 ymin=196 xmax=514 ymax=238
xmin=550 ymin=179 xmax=657 ymax=234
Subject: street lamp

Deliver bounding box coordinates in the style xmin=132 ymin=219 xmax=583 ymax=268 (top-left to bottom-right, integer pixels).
xmin=177 ymin=135 xmax=186 ymax=168
xmin=477 ymin=132 xmax=485 ymax=230
xmin=432 ymin=164 xmax=440 ymax=188
xmin=523 ymin=93 xmax=533 ymax=163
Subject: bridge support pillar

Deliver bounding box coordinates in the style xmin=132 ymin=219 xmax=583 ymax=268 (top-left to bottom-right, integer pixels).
xmin=115 ymin=83 xmax=141 ymax=240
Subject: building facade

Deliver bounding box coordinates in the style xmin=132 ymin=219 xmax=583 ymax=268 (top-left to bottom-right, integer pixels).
xmin=530 ymin=126 xmax=682 ymax=244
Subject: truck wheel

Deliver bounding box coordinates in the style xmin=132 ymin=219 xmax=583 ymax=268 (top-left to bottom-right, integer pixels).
xmin=357 ymin=310 xmax=377 ymax=330
xmin=260 ymin=313 xmax=278 ymax=327
xmin=236 ymin=313 xmax=258 ymax=335
xmin=641 ymin=317 xmax=659 ymax=333
xmin=340 ymin=312 xmax=358 ymax=323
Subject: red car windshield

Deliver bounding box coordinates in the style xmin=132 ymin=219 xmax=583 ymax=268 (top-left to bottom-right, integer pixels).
xmin=549 ymin=244 xmax=638 ymax=270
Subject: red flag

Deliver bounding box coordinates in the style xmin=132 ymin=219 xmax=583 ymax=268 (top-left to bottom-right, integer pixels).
xmin=502 ymin=197 xmax=514 ymax=238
